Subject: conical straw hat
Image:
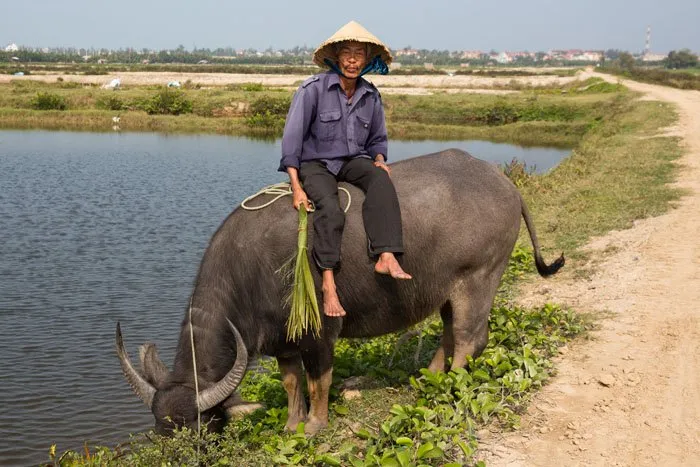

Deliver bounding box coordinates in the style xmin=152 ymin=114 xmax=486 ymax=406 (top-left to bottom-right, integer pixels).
xmin=313 ymin=20 xmax=393 ymax=69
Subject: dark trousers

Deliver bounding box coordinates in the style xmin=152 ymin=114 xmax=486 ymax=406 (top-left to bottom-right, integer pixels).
xmin=299 ymin=158 xmax=404 ymax=270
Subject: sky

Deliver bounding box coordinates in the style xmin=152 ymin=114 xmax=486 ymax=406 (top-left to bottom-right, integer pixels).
xmin=1 ymin=0 xmax=698 ymax=54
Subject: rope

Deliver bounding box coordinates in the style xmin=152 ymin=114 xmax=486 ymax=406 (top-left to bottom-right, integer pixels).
xmin=188 ymin=298 xmax=201 ymax=455
xmin=240 ymin=182 xmax=352 ymax=213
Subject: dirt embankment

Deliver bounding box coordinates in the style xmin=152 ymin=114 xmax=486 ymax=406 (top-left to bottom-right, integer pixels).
xmin=479 ymin=74 xmax=700 ymax=466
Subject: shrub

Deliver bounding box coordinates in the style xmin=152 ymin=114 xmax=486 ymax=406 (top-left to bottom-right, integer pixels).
xmin=245 ymin=111 xmax=286 ymax=130
xmin=245 ymin=94 xmax=291 ymax=130
xmin=30 ymin=92 xmax=67 ymax=110
xmin=241 ymin=82 xmax=265 ymax=92
xmin=249 ymin=94 xmax=291 ymax=116
xmin=142 ymin=88 xmax=193 ymax=115
xmin=95 ymin=94 xmax=125 ymax=111
xmin=500 ymin=158 xmax=536 ymax=188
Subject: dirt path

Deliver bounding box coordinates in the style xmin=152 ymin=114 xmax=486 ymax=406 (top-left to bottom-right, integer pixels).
xmin=479 ymin=75 xmax=700 ymax=466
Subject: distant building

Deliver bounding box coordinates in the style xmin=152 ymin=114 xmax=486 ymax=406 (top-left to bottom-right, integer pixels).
xmin=641 ymin=53 xmax=666 ymax=62
xmin=395 ymin=48 xmax=420 ymax=57
xmin=5 ymin=43 xmax=19 ymax=52
xmin=423 ymin=62 xmax=435 ymax=70
xmin=460 ymin=51 xmax=482 ymax=60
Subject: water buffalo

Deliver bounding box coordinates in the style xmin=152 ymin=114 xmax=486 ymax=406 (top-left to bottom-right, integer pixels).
xmin=116 ymin=148 xmax=563 ymax=435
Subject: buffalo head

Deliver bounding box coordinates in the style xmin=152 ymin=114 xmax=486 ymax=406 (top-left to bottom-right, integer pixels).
xmin=115 ymin=320 xmax=247 ymax=435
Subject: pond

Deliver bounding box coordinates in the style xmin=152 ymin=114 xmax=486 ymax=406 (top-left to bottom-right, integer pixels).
xmin=0 ymin=130 xmax=569 ymax=465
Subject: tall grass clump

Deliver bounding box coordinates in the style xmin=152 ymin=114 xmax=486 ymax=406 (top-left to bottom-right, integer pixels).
xmin=500 ymin=158 xmax=537 ymax=188
xmin=95 ymin=94 xmax=125 ymax=111
xmin=245 ymin=94 xmax=290 ymax=131
xmin=30 ymin=92 xmax=66 ymax=110
xmin=142 ymin=87 xmax=193 ymax=115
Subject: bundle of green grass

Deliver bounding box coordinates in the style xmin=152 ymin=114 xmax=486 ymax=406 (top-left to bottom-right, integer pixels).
xmin=286 ymin=208 xmax=321 ymax=341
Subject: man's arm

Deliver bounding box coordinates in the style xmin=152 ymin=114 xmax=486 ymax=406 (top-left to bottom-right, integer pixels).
xmin=279 ymin=87 xmax=314 ymax=172
xmin=279 ymin=85 xmax=315 ymax=209
xmin=286 ymin=167 xmax=311 ymax=211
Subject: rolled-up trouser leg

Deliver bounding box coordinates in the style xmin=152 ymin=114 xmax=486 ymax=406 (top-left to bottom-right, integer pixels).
xmin=338 ymin=158 xmax=404 ymax=256
xmin=299 ymin=161 xmax=345 ymax=269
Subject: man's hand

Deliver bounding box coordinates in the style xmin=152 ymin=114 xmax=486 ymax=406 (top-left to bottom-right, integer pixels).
xmin=292 ymin=187 xmax=311 ymax=211
xmin=286 ymin=166 xmax=311 ymax=211
xmin=374 ymin=154 xmax=390 ymax=176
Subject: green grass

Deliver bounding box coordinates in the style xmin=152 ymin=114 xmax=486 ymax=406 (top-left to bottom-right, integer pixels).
xmin=0 ymin=77 xmax=621 ymax=146
xmin=52 ymin=300 xmax=588 ymax=466
xmin=601 ymin=66 xmax=700 ymax=90
xmin=516 ymin=96 xmax=683 ymax=263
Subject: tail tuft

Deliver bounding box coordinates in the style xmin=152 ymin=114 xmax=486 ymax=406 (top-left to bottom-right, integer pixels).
xmin=535 ymin=253 xmax=565 ymax=277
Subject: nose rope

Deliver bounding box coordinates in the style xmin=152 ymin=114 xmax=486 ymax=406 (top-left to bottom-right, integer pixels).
xmin=240 ymin=182 xmax=351 ymax=213
xmin=188 ymin=299 xmax=201 ymax=455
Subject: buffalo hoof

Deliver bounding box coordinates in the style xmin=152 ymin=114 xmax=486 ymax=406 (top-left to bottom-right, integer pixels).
xmin=284 ymin=416 xmax=306 ymax=432
xmin=304 ymin=416 xmax=328 ymax=435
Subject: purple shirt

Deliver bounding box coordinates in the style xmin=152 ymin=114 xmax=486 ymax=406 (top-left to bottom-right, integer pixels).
xmin=279 ymin=71 xmax=388 ymax=175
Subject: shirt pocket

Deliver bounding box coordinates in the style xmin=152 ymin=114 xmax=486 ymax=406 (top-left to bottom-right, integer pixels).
xmin=318 ymin=110 xmax=342 ymax=141
xmin=355 ymin=115 xmax=371 ymax=146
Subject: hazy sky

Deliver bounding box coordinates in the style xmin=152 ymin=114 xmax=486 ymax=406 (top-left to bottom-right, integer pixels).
xmin=2 ymin=0 xmax=698 ymax=53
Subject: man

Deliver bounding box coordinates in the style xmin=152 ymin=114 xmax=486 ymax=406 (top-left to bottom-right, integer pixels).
xmin=279 ymin=20 xmax=411 ymax=318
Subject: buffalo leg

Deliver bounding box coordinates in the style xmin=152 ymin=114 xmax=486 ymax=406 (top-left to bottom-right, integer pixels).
xmin=428 ymin=302 xmax=455 ymax=372
xmin=300 ymin=343 xmax=334 ymax=435
xmin=278 ymin=355 xmax=307 ymax=431
xmin=449 ymin=271 xmax=503 ymax=370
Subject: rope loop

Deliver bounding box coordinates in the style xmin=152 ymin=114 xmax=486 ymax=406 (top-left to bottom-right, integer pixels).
xmin=240 ymin=182 xmax=352 ymax=213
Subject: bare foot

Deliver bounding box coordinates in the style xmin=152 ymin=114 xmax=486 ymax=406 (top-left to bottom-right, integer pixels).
xmin=322 ymin=287 xmax=347 ymax=317
xmin=375 ymin=252 xmax=412 ymax=280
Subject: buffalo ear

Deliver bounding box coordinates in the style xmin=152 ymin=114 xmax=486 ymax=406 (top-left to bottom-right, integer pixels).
xmin=139 ymin=343 xmax=170 ymax=387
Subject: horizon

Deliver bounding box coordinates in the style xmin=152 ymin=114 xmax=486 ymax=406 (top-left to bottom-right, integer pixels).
xmin=1 ymin=0 xmax=698 ymax=55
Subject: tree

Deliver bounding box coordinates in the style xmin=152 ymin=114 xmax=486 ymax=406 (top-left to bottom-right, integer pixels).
xmin=666 ymin=49 xmax=698 ymax=69
xmin=605 ymin=49 xmax=623 ymax=61
xmin=618 ymin=52 xmax=636 ymax=70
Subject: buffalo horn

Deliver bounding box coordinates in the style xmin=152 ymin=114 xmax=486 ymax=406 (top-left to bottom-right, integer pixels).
xmin=115 ymin=322 xmax=156 ymax=408
xmin=197 ymin=319 xmax=248 ymax=412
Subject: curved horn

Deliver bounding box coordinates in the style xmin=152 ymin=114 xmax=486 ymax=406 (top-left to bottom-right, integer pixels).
xmin=139 ymin=343 xmax=169 ymax=387
xmin=116 ymin=322 xmax=156 ymax=409
xmin=197 ymin=319 xmax=248 ymax=412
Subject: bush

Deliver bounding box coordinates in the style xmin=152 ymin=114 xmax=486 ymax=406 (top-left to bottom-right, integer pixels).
xmin=95 ymin=94 xmax=126 ymax=111
xmin=30 ymin=92 xmax=66 ymax=110
xmin=249 ymin=94 xmax=291 ymax=116
xmin=245 ymin=94 xmax=291 ymax=130
xmin=142 ymin=88 xmax=193 ymax=115
xmin=241 ymin=82 xmax=265 ymax=92
xmin=501 ymin=158 xmax=536 ymax=188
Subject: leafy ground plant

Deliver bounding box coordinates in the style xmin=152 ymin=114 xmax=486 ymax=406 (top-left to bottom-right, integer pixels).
xmin=52 ymin=295 xmax=586 ymax=466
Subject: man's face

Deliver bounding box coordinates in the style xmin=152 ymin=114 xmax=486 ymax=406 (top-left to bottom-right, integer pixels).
xmin=337 ymin=41 xmax=368 ymax=79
